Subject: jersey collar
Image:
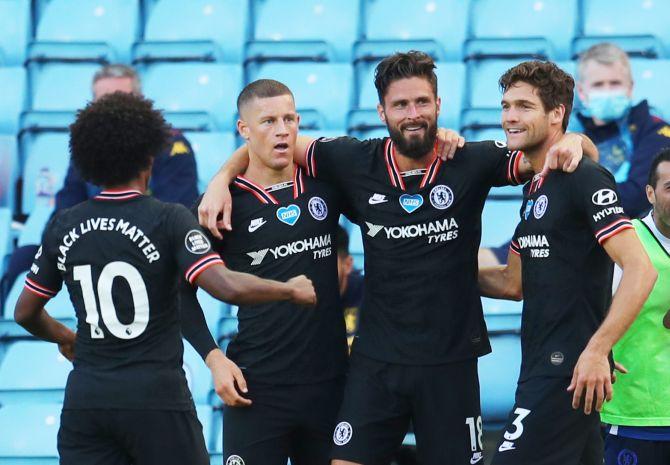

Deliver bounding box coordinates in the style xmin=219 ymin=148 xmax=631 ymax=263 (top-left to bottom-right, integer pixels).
xmin=233 ymin=165 xmax=305 ymax=205
xmin=94 ymin=190 xmax=143 ymax=201
xmin=528 ymin=173 xmax=546 ymax=195
xmin=384 ymin=138 xmax=442 ymax=191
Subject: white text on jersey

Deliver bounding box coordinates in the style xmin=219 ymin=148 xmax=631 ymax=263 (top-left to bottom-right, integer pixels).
xmin=246 ymin=234 xmax=332 ymax=266
xmin=365 ymin=218 xmax=459 ymax=244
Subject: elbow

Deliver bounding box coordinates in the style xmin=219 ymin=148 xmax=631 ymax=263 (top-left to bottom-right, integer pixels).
xmin=507 ymin=286 xmax=523 ymax=302
xmin=14 ymin=304 xmax=32 ymax=327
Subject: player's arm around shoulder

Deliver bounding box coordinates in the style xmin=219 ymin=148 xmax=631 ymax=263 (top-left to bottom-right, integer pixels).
xmin=478 ymin=247 xmax=522 ymax=301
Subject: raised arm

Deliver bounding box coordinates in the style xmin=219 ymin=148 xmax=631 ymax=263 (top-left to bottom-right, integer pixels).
xmin=478 ymin=249 xmax=523 ymax=301
xmin=194 ymin=264 xmax=316 ymax=307
xmin=568 ymin=229 xmax=657 ymax=414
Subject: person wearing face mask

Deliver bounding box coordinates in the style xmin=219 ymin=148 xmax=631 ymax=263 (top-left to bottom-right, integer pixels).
xmin=575 ymin=42 xmax=670 ymax=218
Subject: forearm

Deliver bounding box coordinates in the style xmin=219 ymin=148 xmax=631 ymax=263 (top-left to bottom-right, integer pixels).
xmin=210 ymin=145 xmax=250 ymax=186
xmin=478 ymin=266 xmax=522 ymax=300
xmin=577 ymin=133 xmax=599 ymax=162
xmin=586 ymin=262 xmax=656 ymax=355
xmin=198 ymin=266 xmax=293 ymax=305
xmin=16 ymin=307 xmax=74 ymax=344
xmin=179 ymin=281 xmax=218 ymax=360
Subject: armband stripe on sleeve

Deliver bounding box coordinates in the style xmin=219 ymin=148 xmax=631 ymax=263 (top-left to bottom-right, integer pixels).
xmin=305 ymin=139 xmax=318 ymax=177
xmin=24 ymin=278 xmax=57 ymax=299
xmin=595 ymin=219 xmax=634 ymax=245
xmin=185 ymin=253 xmax=224 ymax=284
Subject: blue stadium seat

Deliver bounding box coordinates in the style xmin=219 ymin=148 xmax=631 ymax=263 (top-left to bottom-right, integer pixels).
xmin=468 ymin=0 xmax=578 ymax=60
xmin=0 ymin=341 xmax=71 ymax=403
xmin=479 ymin=332 xmax=521 ymax=423
xmin=0 ymin=208 xmax=11 ymax=273
xmin=0 ymin=67 xmax=27 ymax=134
xmin=195 ymin=404 xmax=215 ymax=451
xmin=141 ymin=63 xmax=243 ymax=131
xmin=357 ymin=61 xmax=465 ymax=131
xmin=141 ymin=0 xmax=249 ymax=63
xmin=182 ymin=340 xmax=213 ymax=404
xmin=0 ymin=0 xmax=30 ymax=66
xmin=481 ymin=199 xmax=522 ymax=247
xmin=348 ymin=224 xmax=364 ymax=270
xmin=463 ymin=127 xmax=505 ymax=143
xmin=0 ymin=403 xmax=61 ymax=461
xmin=0 ymin=136 xmax=18 ymax=210
xmin=4 ymin=271 xmax=74 ymax=321
xmin=581 ymin=0 xmax=670 ymax=59
xmin=33 ymin=0 xmax=139 ymax=63
xmin=248 ymin=63 xmax=353 ymax=130
xmin=466 ymin=59 xmax=526 ymax=110
xmin=20 ymin=133 xmax=70 ymax=216
xmin=17 ymin=204 xmax=53 ymax=247
xmin=185 ymin=132 xmax=237 ymax=193
xmin=630 ymin=58 xmax=670 ymax=119
xmin=249 ymin=0 xmax=359 ymax=62
xmin=360 ymin=0 xmax=469 ymax=62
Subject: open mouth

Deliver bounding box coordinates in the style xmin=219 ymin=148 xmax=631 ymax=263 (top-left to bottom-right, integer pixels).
xmin=402 ymin=123 xmax=427 ymax=133
xmin=274 ymin=142 xmax=289 ymax=151
xmin=505 ymin=128 xmax=526 ymax=135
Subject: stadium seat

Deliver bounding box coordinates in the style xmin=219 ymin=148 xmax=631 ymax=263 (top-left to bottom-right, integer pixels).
xmin=20 ymin=133 xmax=70 ymax=216
xmin=468 ymin=0 xmax=578 ymax=60
xmin=481 ymin=199 xmax=522 ymax=247
xmin=348 ymin=224 xmax=364 ymax=270
xmin=630 ymin=58 xmax=670 ymax=119
xmin=248 ymin=63 xmax=353 ymax=130
xmin=248 ymin=0 xmax=359 ymax=62
xmin=195 ymin=404 xmax=215 ymax=451
xmin=0 ymin=67 xmax=27 ymax=134
xmin=3 ymin=272 xmax=75 ymax=321
xmin=17 ymin=204 xmax=53 ymax=247
xmin=183 ymin=340 xmax=213 ymax=404
xmin=580 ymin=0 xmax=670 ymax=59
xmin=463 ymin=127 xmax=505 ymax=143
xmin=33 ymin=0 xmax=139 ymax=63
xmin=0 ymin=208 xmax=11 ymax=272
xmin=0 ymin=403 xmax=61 ymax=461
xmin=0 ymin=136 xmax=18 ymax=210
xmin=359 ymin=0 xmax=470 ymax=62
xmin=0 ymin=341 xmax=71 ymax=403
xmin=185 ymin=132 xmax=237 ymax=193
xmin=140 ymin=0 xmax=249 ymax=63
xmin=356 ymin=61 xmax=465 ymax=131
xmin=0 ymin=0 xmax=30 ymax=66
xmin=479 ymin=332 xmax=521 ymax=423
xmin=141 ymin=63 xmax=243 ymax=131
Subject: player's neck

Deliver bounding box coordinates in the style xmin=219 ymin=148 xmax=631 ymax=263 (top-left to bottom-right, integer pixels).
xmin=102 ymin=179 xmax=147 ymax=194
xmin=394 ymin=149 xmax=434 ymax=172
xmin=244 ymin=156 xmax=294 ymax=187
xmin=523 ymin=130 xmax=565 ymax=175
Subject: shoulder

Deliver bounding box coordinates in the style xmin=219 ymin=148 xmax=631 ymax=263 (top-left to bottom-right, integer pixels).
xmin=570 ymin=157 xmax=614 ymax=183
xmin=315 ymin=136 xmax=384 ymax=156
xmin=457 ymin=140 xmax=511 ymax=158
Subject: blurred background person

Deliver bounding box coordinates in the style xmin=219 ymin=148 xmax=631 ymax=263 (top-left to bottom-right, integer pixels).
xmin=336 ymin=225 xmax=363 ymax=350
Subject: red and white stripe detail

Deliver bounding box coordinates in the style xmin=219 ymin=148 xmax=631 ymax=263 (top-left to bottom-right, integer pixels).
xmin=305 ymin=139 xmax=318 ymax=178
xmin=507 ymin=151 xmax=524 ymax=186
xmin=24 ymin=277 xmax=57 ymax=299
xmin=185 ymin=253 xmax=224 ymax=284
xmin=509 ymin=240 xmax=521 ymax=256
xmin=384 ymin=139 xmax=442 ymax=190
xmin=94 ymin=190 xmax=143 ymax=201
xmin=293 ymin=165 xmax=305 ymax=198
xmin=528 ymin=174 xmax=546 ymax=195
xmin=595 ymin=218 xmax=634 ymax=245
xmin=233 ymin=176 xmax=280 ymax=205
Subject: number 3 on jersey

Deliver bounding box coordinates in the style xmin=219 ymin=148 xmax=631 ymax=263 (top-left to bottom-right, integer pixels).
xmin=498 ymin=407 xmax=531 ymax=452
xmin=73 ymin=262 xmax=150 ymax=340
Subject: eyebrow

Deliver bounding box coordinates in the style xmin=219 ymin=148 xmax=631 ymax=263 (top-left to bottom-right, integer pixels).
xmin=501 ymin=98 xmax=537 ymax=106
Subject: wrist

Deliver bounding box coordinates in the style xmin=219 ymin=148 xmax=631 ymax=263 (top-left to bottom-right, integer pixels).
xmin=584 ymin=336 xmax=612 ymax=357
xmin=205 ymin=348 xmax=226 ymax=368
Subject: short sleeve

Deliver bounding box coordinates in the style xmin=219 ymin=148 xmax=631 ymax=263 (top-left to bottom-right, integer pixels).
xmin=304 ymin=136 xmax=372 ymax=185
xmin=509 ymin=222 xmax=522 ymax=256
xmin=471 ymin=141 xmax=524 ymax=187
xmin=24 ymin=218 xmax=64 ymax=299
xmin=572 ymin=161 xmax=634 ymax=246
xmin=167 ymin=205 xmax=224 ymax=285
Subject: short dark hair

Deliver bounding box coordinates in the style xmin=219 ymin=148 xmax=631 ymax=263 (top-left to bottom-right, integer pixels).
xmin=336 ymin=224 xmax=350 ymax=256
xmin=237 ymin=79 xmax=294 ymax=115
xmin=69 ymin=92 xmax=170 ymax=187
xmin=374 ymin=51 xmax=438 ymax=105
xmin=648 ymin=148 xmax=670 ymax=188
xmin=499 ymin=61 xmax=574 ymax=132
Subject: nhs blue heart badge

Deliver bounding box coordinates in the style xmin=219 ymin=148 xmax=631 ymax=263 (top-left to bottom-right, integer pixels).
xmin=276 ymin=204 xmax=301 ymax=226
xmin=399 ymin=194 xmax=423 ymax=214
xmin=523 ymin=199 xmax=534 ymax=220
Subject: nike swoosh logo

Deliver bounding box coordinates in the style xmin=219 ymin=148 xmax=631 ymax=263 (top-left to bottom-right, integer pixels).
xmin=470 ymin=456 xmax=483 ymax=464
xmin=369 ymin=197 xmax=387 ymax=205
xmin=248 ymin=220 xmax=266 ymax=233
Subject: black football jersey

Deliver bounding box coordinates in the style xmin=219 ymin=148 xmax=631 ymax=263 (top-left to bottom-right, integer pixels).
xmin=509 ymin=159 xmax=632 ymax=381
xmin=305 ymin=137 xmax=524 ymax=364
xmin=25 ymin=190 xmax=223 ymax=409
xmin=200 ymin=166 xmax=348 ymax=384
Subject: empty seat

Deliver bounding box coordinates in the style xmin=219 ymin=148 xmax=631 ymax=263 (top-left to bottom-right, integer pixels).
xmin=469 ymin=0 xmax=577 ymax=60
xmin=195 ymin=404 xmax=215 ymax=451
xmin=630 ymin=58 xmax=670 ymax=119
xmin=479 ymin=332 xmax=521 ymax=423
xmin=0 ymin=403 xmax=61 ymax=460
xmin=249 ymin=0 xmax=359 ymax=62
xmin=4 ymin=271 xmax=74 ymax=321
xmin=0 ymin=208 xmax=11 ymax=271
xmin=141 ymin=0 xmax=249 ymax=63
xmin=0 ymin=67 xmax=27 ymax=134
xmin=248 ymin=63 xmax=353 ymax=130
xmin=0 ymin=136 xmax=18 ymax=210
xmin=0 ymin=341 xmax=71 ymax=403
xmin=186 ymin=132 xmax=237 ymax=193
xmin=582 ymin=0 xmax=670 ymax=59
xmin=481 ymin=199 xmax=522 ymax=247
xmin=20 ymin=133 xmax=70 ymax=216
xmin=33 ymin=0 xmax=139 ymax=63
xmin=467 ymin=59 xmax=527 ymax=110
xmin=29 ymin=63 xmax=98 ymax=117
xmin=0 ymin=0 xmax=30 ymax=66
xmin=463 ymin=127 xmax=505 ymax=143
xmin=182 ymin=340 xmax=213 ymax=404
xmin=141 ymin=63 xmax=243 ymax=131
xmin=360 ymin=0 xmax=469 ymax=62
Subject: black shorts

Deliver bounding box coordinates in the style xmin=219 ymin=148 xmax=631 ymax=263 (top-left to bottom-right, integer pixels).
xmin=605 ymin=432 xmax=670 ymax=465
xmin=331 ymin=354 xmax=483 ymax=465
xmin=58 ymin=408 xmax=209 ymax=465
xmin=491 ymin=376 xmax=603 ymax=465
xmin=223 ymin=377 xmax=344 ymax=465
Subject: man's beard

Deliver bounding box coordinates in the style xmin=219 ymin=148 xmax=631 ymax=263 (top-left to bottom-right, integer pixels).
xmin=387 ymin=120 xmax=437 ymax=160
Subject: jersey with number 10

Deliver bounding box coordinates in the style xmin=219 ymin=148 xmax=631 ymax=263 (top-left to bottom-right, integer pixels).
xmin=25 ymin=191 xmax=223 ymax=410
xmin=305 ymin=137 xmax=523 ymax=364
